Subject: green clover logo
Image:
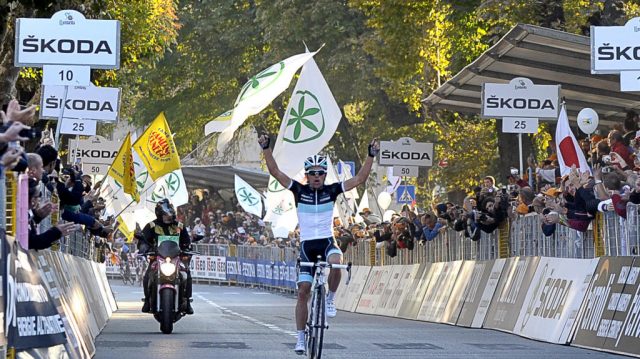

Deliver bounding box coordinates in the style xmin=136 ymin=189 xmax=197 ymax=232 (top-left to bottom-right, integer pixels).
xmin=268 ymin=177 xmax=285 ymax=193
xmin=236 ymin=62 xmax=285 ymax=105
xmin=237 ymin=187 xmax=259 ymax=206
xmin=283 ymin=90 xmax=325 ymax=144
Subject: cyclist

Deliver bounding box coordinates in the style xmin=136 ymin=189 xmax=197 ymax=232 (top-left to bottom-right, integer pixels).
xmin=258 ymin=133 xmax=379 ymax=354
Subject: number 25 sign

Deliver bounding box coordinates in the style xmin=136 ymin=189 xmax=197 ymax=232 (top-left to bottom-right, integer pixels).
xmin=60 ymin=118 xmax=97 ymax=135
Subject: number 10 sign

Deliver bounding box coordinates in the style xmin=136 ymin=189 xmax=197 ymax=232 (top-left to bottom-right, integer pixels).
xmin=502 ymin=117 xmax=538 ymax=134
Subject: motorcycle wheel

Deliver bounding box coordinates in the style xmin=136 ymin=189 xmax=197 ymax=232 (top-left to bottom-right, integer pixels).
xmin=160 ymin=288 xmax=175 ymax=334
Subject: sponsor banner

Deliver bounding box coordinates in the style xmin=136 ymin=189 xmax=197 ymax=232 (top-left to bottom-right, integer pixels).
xmin=572 ymin=257 xmax=640 ymax=356
xmin=4 ymin=235 xmax=67 ymax=350
xmin=14 ymin=10 xmax=120 ymax=69
xmin=374 ymin=265 xmax=410 ymax=316
xmin=226 ymin=257 xmax=239 ymax=282
xmin=189 ymin=255 xmax=227 ymax=281
xmin=514 ymin=257 xmax=599 ymax=344
xmin=444 ymin=261 xmax=480 ymax=325
xmin=356 ymin=266 xmax=395 ymax=314
xmin=342 ymin=266 xmax=372 ymax=312
xmin=369 ymin=265 xmax=404 ymax=316
xmin=397 ymin=263 xmax=432 ymax=319
xmin=483 ymin=256 xmax=540 ymax=332
xmin=69 ymin=135 xmax=120 ymax=166
xmin=379 ymin=137 xmax=434 ymax=167
xmin=591 ymin=18 xmax=640 ymax=73
xmin=461 ymin=259 xmax=506 ymax=328
xmin=482 ymin=77 xmax=560 ymax=119
xmin=388 ymin=264 xmax=422 ymax=317
xmin=417 ymin=261 xmax=463 ymax=322
xmin=40 ymin=85 xmax=121 ymax=122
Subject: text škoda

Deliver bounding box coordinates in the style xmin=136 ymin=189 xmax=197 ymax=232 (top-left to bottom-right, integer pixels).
xmin=485 ymin=97 xmax=555 ymax=110
xmin=380 ymin=149 xmax=431 ymax=161
xmin=22 ymin=37 xmax=113 ymax=54
xmin=45 ymin=97 xmax=115 ymax=112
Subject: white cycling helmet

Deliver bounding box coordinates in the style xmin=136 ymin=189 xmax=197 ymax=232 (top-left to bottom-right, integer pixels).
xmin=304 ymin=154 xmax=327 ymax=170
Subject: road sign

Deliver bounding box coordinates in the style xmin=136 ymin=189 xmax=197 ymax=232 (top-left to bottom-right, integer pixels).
xmin=379 ymin=137 xmax=433 ymax=167
xmin=82 ymin=163 xmax=109 ymax=175
xmin=42 ymin=65 xmax=91 ymax=86
xmin=396 ymin=185 xmax=415 ymax=204
xmin=60 ymin=118 xmax=96 ymax=135
xmin=502 ymin=117 xmax=538 ymax=133
xmin=482 ymin=77 xmax=560 ymax=119
xmin=40 ymin=84 xmax=120 ymax=122
xmin=14 ymin=10 xmax=120 ymax=69
xmin=392 ymin=166 xmax=418 ymax=177
xmin=337 ymin=161 xmax=356 ymax=178
xmin=67 ymin=135 xmax=119 ymax=165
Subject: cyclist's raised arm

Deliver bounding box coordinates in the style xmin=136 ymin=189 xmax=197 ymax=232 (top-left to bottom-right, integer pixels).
xmin=344 ymin=139 xmax=379 ymax=192
xmin=258 ymin=133 xmax=292 ymax=188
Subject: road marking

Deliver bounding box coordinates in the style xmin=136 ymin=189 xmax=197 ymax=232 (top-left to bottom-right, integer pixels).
xmin=196 ymin=294 xmax=296 ymax=337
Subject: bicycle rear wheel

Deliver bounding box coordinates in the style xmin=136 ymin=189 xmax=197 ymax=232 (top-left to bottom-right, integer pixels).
xmin=309 ymin=285 xmax=325 ymax=359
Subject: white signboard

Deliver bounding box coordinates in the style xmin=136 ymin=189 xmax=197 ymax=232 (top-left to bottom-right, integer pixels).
xmin=60 ymin=118 xmax=97 ymax=135
xmin=513 ymin=257 xmax=599 ymax=344
xmin=43 ymin=65 xmax=91 ymax=86
xmin=40 ymin=84 xmax=120 ymax=122
xmin=591 ymin=18 xmax=640 ymax=74
xmin=67 ymin=135 xmax=119 ymax=165
xmin=82 ymin=163 xmax=109 ymax=175
xmin=379 ymin=137 xmax=433 ymax=167
xmin=482 ymin=78 xmax=560 ymax=119
xmin=620 ymin=71 xmax=640 ymax=91
xmin=392 ymin=166 xmax=419 ymax=177
xmin=502 ymin=117 xmax=538 ymax=133
xmin=15 ymin=10 xmax=120 ymax=69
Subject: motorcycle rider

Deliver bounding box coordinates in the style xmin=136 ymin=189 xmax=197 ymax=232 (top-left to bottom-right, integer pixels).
xmin=139 ymin=199 xmax=194 ymax=315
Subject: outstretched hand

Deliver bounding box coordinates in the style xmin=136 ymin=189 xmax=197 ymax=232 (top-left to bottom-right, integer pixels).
xmin=368 ymin=139 xmax=380 ymax=157
xmin=258 ymin=133 xmax=271 ymax=150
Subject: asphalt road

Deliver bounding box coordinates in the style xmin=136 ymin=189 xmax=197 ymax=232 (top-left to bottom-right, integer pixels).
xmin=95 ymin=282 xmax=625 ymax=359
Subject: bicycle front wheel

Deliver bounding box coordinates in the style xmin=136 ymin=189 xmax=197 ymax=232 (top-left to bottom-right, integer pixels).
xmin=309 ymin=285 xmax=325 ymax=359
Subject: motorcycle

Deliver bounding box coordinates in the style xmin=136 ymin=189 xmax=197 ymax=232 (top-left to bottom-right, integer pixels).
xmin=145 ymin=235 xmax=196 ymax=334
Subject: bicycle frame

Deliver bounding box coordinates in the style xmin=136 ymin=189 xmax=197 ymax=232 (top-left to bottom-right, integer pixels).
xmin=298 ymin=257 xmax=351 ymax=359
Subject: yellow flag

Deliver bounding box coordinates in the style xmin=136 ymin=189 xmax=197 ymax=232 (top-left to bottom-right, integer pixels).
xmin=133 ymin=112 xmax=180 ymax=181
xmin=108 ymin=133 xmax=139 ymax=202
xmin=116 ymin=216 xmax=134 ymax=242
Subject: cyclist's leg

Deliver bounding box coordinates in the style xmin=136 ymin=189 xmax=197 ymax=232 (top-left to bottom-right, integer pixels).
xmin=325 ymin=238 xmax=343 ymax=294
xmin=296 ymin=240 xmax=314 ymax=331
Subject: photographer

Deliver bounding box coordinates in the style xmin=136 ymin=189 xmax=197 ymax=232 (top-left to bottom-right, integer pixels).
xmin=475 ymin=188 xmax=510 ymax=233
xmin=28 ymin=178 xmax=77 ymax=250
xmin=420 ymin=213 xmax=446 ymax=242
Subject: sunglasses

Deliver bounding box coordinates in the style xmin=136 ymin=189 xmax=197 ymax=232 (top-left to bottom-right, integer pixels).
xmin=306 ymin=170 xmax=326 ymax=176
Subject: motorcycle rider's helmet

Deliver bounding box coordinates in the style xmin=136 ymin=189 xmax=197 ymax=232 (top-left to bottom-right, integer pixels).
xmin=155 ymin=198 xmax=176 ymax=222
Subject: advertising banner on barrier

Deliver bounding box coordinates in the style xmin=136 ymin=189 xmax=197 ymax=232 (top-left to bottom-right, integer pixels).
xmin=384 ymin=264 xmax=421 ymax=317
xmin=513 ymin=257 xmax=599 ymax=344
xmin=374 ymin=265 xmax=408 ymax=316
xmin=397 ymin=263 xmax=432 ymax=319
xmin=357 ymin=266 xmax=394 ymax=314
xmin=572 ymin=257 xmax=640 ymax=356
xmin=484 ymin=256 xmax=540 ymax=332
xmin=190 ymin=255 xmax=227 ymax=281
xmin=418 ymin=261 xmax=463 ymax=322
xmin=4 ymin=236 xmax=67 ymax=350
xmin=464 ymin=259 xmax=506 ymax=328
xmin=444 ymin=260 xmax=480 ymax=325
xmin=341 ymin=266 xmax=372 ymax=312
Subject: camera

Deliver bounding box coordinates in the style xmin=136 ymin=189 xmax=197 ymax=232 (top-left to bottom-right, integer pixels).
xmin=510 ymin=168 xmax=519 ymax=176
xmin=602 ymin=166 xmax=613 ymax=174
xmin=602 ymin=155 xmax=612 ymax=164
xmin=501 ymin=186 xmax=507 ymax=195
xmin=0 ymin=121 xmax=42 ymax=140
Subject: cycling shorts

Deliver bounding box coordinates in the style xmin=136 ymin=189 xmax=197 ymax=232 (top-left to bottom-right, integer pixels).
xmin=298 ymin=237 xmax=342 ymax=283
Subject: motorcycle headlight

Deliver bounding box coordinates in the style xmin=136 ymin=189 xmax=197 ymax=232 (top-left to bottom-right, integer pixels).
xmin=160 ymin=261 xmax=176 ymax=276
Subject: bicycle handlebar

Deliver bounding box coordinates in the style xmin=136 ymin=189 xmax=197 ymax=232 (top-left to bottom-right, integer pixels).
xmin=297 ymin=260 xmax=353 ymax=284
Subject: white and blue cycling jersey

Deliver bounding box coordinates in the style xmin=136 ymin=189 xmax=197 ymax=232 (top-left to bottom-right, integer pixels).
xmin=288 ymin=180 xmax=345 ymax=241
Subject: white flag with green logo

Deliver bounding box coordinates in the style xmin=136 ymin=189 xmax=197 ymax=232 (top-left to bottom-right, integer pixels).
xmin=272 ymin=57 xmax=342 ymax=178
xmin=204 ymin=109 xmax=233 ymax=136
xmin=234 ymin=174 xmax=263 ymax=217
xmin=217 ymin=51 xmax=317 ymax=150
xmin=263 ymin=175 xmax=298 ymax=238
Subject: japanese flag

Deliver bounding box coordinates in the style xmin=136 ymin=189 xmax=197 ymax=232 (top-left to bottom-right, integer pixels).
xmin=555 ymin=105 xmax=591 ymax=176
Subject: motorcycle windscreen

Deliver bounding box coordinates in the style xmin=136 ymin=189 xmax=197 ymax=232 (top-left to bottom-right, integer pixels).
xmin=157 ymin=235 xmax=181 ymax=258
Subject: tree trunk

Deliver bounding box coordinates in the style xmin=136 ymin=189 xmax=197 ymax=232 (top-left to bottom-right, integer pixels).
xmin=0 ymin=13 xmax=19 ymax=105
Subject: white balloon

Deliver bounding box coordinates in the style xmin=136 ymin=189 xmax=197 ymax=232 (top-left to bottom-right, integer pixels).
xmin=383 ymin=210 xmax=396 ymax=222
xmin=577 ymin=108 xmax=599 ymax=134
xmin=377 ymin=192 xmax=392 ymax=210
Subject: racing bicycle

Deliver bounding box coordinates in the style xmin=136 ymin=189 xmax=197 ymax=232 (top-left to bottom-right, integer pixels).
xmin=298 ymin=257 xmax=351 ymax=359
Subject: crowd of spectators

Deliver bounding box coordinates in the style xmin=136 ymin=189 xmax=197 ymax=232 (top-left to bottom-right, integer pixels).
xmin=1 ymin=99 xmax=114 ymax=251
